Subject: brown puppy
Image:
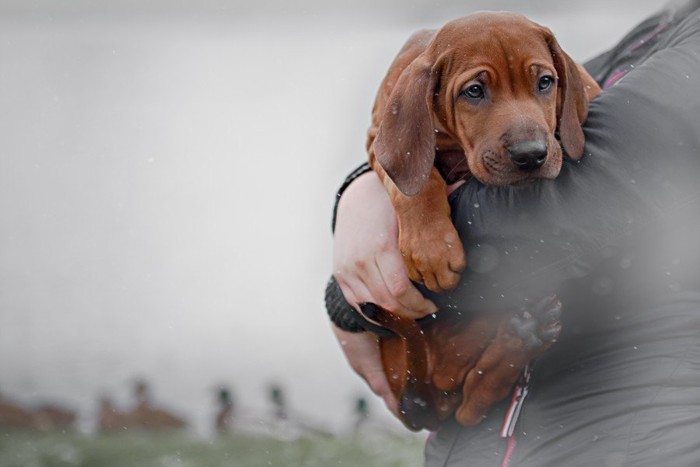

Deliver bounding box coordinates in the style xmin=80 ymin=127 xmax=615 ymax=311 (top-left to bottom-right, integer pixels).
xmin=365 ymin=12 xmax=600 ymax=430
xmin=363 ymin=296 xmax=563 ymax=430
xmin=369 ymin=12 xmax=600 ymax=292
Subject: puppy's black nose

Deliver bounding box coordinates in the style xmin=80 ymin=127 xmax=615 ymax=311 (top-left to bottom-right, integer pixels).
xmin=507 ymin=140 xmax=548 ymax=171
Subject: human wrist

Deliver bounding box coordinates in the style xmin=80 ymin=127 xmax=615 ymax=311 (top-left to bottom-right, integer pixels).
xmin=324 ymin=277 xmax=393 ymax=336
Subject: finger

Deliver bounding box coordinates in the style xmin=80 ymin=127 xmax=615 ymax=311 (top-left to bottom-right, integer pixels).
xmin=332 ymin=325 xmax=380 ymax=369
xmin=376 ymin=251 xmax=438 ymax=318
xmin=364 ymin=368 xmax=399 ymax=416
xmin=337 ymin=275 xmax=404 ymax=328
xmin=332 ymin=326 xmax=398 ymax=415
xmin=339 ymin=268 xmax=402 ymax=311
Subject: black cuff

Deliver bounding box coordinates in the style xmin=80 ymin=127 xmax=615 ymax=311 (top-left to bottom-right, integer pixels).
xmin=325 ymin=276 xmax=394 ymax=336
xmin=331 ymin=162 xmax=372 ymax=233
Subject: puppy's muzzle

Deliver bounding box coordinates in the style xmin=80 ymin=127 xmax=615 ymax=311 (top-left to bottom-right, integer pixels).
xmin=507 ymin=139 xmax=548 ymax=171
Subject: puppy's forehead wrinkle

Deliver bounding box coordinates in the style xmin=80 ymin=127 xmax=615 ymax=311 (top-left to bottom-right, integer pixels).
xmin=430 ymin=14 xmax=549 ymax=74
xmin=493 ymin=36 xmax=520 ymax=95
xmin=434 ymin=42 xmax=546 ymax=96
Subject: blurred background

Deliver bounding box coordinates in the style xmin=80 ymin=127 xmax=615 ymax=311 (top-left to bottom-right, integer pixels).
xmin=0 ymin=0 xmax=662 ymax=446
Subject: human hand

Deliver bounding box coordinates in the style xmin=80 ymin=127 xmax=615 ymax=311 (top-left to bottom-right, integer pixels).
xmin=332 ymin=324 xmax=398 ymax=416
xmin=332 ymin=171 xmax=437 ymax=319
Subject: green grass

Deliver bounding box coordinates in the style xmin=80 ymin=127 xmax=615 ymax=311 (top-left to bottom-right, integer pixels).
xmin=0 ymin=430 xmax=425 ymax=467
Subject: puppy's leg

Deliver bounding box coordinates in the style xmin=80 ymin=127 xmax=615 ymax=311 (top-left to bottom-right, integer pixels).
xmin=426 ymin=315 xmax=498 ymax=422
xmin=362 ymin=303 xmax=440 ymax=431
xmin=377 ymin=163 xmax=466 ymax=292
xmin=455 ymin=296 xmax=562 ymax=425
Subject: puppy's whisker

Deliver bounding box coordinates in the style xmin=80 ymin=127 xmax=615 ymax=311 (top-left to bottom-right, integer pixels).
xmin=445 ymin=158 xmax=469 ymax=182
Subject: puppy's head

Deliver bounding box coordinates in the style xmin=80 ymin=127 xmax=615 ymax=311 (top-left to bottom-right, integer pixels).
xmin=374 ymin=12 xmax=592 ymax=195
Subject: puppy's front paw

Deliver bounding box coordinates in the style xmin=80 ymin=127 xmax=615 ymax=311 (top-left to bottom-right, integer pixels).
xmin=400 ymin=221 xmax=466 ymax=292
xmin=508 ymin=295 xmax=562 ymax=350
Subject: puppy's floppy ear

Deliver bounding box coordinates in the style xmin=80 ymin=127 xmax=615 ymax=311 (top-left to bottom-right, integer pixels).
xmin=545 ymin=30 xmax=589 ymax=161
xmin=374 ymin=56 xmax=438 ymax=196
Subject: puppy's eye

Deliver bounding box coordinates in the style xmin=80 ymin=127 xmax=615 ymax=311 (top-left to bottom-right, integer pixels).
xmin=538 ymin=75 xmax=555 ymax=92
xmin=461 ymin=84 xmax=485 ymax=100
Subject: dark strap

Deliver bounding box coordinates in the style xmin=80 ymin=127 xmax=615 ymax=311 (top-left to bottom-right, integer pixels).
xmin=325 ymin=276 xmax=395 ymax=336
xmin=331 ymin=162 xmax=372 ymax=233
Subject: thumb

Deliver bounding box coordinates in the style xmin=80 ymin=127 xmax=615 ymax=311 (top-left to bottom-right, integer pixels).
xmin=363 ymin=367 xmax=399 ymax=416
xmin=332 ymin=325 xmax=399 ymax=416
